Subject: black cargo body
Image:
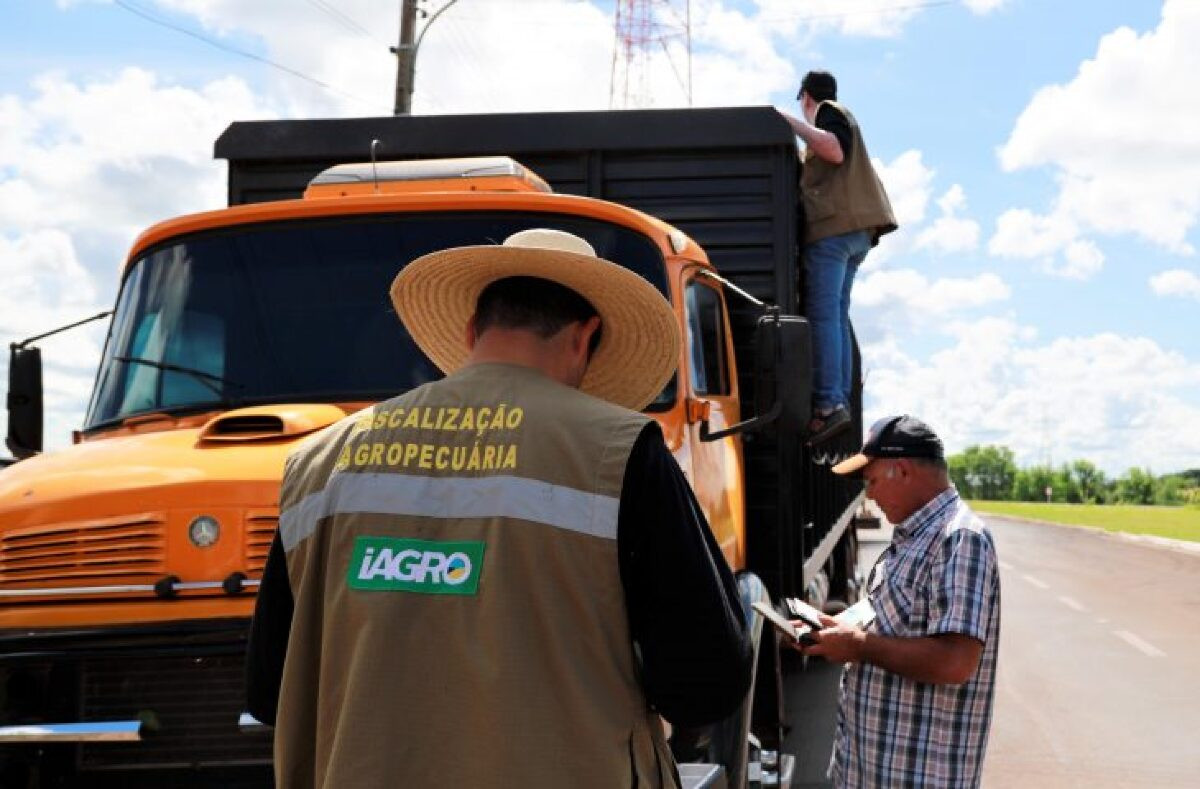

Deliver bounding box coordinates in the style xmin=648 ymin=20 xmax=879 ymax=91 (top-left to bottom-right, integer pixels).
xmin=215 ymin=107 xmax=864 ymax=599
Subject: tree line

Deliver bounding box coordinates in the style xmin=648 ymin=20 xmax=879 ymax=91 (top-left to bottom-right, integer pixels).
xmin=946 ymin=445 xmax=1200 ymax=506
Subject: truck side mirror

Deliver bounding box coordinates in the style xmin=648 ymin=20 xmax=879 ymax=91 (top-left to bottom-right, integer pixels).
xmin=6 ymin=345 xmax=44 ymax=459
xmin=701 ymin=310 xmax=811 ymax=441
xmin=751 ymin=312 xmax=811 ymax=437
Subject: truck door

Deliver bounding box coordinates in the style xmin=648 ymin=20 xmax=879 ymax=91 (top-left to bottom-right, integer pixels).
xmin=681 ymin=272 xmax=745 ymax=570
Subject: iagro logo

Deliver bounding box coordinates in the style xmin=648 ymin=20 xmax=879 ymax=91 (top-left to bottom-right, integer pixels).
xmin=348 ymin=537 xmax=485 ymax=595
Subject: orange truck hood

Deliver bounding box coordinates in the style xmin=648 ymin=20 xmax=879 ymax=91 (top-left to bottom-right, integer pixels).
xmin=0 ymin=409 xmax=343 ymax=518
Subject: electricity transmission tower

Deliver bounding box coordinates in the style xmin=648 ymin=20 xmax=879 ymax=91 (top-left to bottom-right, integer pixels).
xmin=609 ymin=0 xmax=692 ymax=109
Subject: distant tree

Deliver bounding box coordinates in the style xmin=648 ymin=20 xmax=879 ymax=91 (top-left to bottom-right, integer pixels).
xmin=948 ymin=445 xmax=1016 ymax=500
xmin=1013 ymin=465 xmax=1055 ymax=502
xmin=1115 ymin=467 xmax=1156 ymax=505
xmin=1052 ymin=465 xmax=1077 ymax=503
xmin=1154 ymin=474 xmax=1188 ymax=506
xmin=1069 ymin=460 xmax=1106 ymax=504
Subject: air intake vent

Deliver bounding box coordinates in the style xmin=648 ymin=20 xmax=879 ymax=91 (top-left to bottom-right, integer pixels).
xmin=198 ymin=405 xmax=345 ymax=443
xmin=208 ymin=415 xmax=285 ymax=436
xmin=0 ymin=513 xmax=166 ymax=590
xmin=244 ymin=511 xmax=278 ymax=577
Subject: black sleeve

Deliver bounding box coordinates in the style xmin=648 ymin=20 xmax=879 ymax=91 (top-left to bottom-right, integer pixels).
xmin=618 ymin=424 xmax=754 ymax=727
xmin=245 ymin=530 xmax=293 ymax=726
xmin=815 ymin=103 xmax=853 ymax=160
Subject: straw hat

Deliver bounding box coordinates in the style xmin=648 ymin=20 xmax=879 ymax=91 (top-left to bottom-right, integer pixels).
xmin=391 ymin=229 xmax=681 ymax=411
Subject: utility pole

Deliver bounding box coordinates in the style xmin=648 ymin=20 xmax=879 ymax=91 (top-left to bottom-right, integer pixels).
xmin=392 ymin=0 xmax=419 ymax=115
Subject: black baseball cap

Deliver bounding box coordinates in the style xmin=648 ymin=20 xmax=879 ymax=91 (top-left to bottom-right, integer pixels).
xmin=832 ymin=415 xmax=944 ymax=475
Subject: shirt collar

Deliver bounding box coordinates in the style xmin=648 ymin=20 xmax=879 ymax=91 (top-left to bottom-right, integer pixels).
xmin=894 ymin=486 xmax=959 ymax=541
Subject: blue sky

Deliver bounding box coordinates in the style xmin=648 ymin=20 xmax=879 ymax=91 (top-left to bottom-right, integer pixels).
xmin=2 ymin=0 xmax=1198 ymax=475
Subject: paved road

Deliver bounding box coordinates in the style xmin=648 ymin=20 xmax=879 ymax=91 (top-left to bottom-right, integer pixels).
xmin=783 ymin=515 xmax=1200 ymax=788
xmin=984 ymin=516 xmax=1200 ymax=787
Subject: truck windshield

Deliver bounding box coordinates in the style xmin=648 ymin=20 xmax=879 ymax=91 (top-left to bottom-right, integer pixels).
xmin=85 ymin=211 xmax=673 ymax=429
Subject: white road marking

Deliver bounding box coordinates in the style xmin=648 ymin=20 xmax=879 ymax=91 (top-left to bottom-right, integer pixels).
xmin=1096 ymin=618 xmax=1109 ymax=625
xmin=1057 ymin=595 xmax=1086 ymax=612
xmin=1113 ymin=630 xmax=1165 ymax=658
xmin=998 ymin=560 xmax=1013 ymax=571
xmin=1021 ymin=574 xmax=1049 ymax=589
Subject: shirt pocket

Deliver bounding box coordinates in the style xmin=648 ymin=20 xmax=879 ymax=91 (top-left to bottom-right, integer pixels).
xmin=870 ymin=574 xmax=914 ymax=637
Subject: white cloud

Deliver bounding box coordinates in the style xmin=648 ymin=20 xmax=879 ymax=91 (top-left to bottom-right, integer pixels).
xmin=875 ymin=149 xmax=933 ymax=227
xmin=915 ymin=185 xmax=980 ymax=254
xmin=962 ymin=0 xmax=1010 ymax=14
xmin=987 ymin=208 xmax=1106 ymax=280
xmin=855 ymin=269 xmax=1010 ymax=335
xmin=996 ymin=0 xmax=1200 ymax=255
xmin=0 ymin=230 xmax=107 ymax=440
xmin=867 ymin=149 xmax=935 ymax=267
xmin=752 ymin=0 xmax=925 ymax=39
xmin=0 ymin=67 xmax=270 ymax=241
xmin=868 ymin=153 xmax=985 ymax=270
xmin=1149 ymin=268 xmax=1200 ymax=300
xmin=862 ymin=320 xmax=1200 ymax=475
xmin=1057 ymin=239 xmax=1104 ymax=280
xmin=1 ymin=63 xmax=276 ymax=448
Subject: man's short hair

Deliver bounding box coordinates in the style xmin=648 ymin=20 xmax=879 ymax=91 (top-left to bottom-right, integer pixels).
xmin=800 ymin=70 xmax=837 ymax=102
xmin=474 ymin=276 xmax=602 ymax=355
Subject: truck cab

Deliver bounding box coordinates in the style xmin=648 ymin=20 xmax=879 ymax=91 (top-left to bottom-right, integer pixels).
xmin=3 ymin=107 xmax=867 ymax=788
xmin=0 ymin=154 xmax=773 ymax=787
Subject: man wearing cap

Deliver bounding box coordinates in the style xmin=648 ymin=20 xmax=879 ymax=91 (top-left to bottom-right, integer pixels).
xmin=781 ymin=71 xmax=898 ymax=445
xmin=797 ymin=416 xmax=1000 ymax=788
xmin=245 ymin=228 xmax=753 ymax=788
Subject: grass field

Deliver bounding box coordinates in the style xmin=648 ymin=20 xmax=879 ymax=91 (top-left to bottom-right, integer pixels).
xmin=966 ymin=501 xmax=1200 ymax=544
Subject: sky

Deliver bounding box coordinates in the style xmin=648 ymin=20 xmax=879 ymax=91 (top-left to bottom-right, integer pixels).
xmin=1 ymin=0 xmax=1198 ymax=476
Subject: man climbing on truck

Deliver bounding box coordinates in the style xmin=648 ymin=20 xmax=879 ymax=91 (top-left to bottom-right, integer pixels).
xmin=783 ymin=70 xmax=898 ymax=445
xmin=246 ymin=229 xmax=753 ymax=788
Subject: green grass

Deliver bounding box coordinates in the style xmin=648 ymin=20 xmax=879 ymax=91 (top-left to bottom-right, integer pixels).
xmin=966 ymin=501 xmax=1200 ymax=544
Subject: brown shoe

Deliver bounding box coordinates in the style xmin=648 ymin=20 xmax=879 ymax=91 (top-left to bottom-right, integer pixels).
xmin=806 ymin=407 xmax=850 ymax=446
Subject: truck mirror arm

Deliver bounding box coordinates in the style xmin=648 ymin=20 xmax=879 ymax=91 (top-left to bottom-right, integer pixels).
xmin=699 ymin=399 xmax=782 ymax=442
xmin=5 ymin=310 xmax=113 ymax=461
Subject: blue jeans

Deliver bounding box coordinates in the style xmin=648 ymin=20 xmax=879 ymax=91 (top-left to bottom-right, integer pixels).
xmin=804 ymin=230 xmax=871 ymax=411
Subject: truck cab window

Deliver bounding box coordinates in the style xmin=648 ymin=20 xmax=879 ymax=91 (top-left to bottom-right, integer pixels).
xmin=685 ymin=281 xmax=730 ymax=396
xmin=86 ymin=212 xmax=674 ymax=428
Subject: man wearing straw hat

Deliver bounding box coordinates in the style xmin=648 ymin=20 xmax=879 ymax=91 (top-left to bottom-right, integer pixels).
xmin=247 ymin=228 xmax=753 ymax=788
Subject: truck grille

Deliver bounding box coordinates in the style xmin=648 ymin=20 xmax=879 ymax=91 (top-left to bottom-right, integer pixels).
xmin=0 ymin=512 xmax=166 ymax=588
xmin=243 ymin=511 xmax=278 ymax=578
xmin=79 ymin=653 xmax=272 ymax=771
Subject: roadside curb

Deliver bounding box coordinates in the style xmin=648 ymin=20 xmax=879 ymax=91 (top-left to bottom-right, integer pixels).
xmin=981 ymin=512 xmax=1200 ymax=557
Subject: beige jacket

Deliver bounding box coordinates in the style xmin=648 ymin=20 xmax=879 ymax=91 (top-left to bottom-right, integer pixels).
xmin=273 ymin=363 xmax=678 ymax=788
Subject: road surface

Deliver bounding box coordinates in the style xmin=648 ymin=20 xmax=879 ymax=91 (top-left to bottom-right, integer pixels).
xmin=783 ymin=514 xmax=1200 ymax=788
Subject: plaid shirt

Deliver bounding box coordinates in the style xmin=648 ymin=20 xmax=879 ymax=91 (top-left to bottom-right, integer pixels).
xmin=830 ymin=488 xmax=1000 ymax=788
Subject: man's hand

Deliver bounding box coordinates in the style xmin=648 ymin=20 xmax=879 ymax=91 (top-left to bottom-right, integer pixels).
xmin=792 ymin=613 xmax=866 ymax=665
xmin=788 ymin=612 xmax=984 ymax=684
xmin=779 ymin=111 xmax=845 ymax=164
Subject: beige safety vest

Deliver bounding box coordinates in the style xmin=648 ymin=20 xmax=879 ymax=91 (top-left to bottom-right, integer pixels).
xmin=273 ymin=362 xmax=678 ymax=788
xmin=801 ymin=100 xmax=899 ymax=246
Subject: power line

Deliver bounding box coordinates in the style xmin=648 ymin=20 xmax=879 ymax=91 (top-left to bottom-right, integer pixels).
xmin=454 ymin=0 xmax=960 ymax=28
xmin=304 ymin=0 xmax=390 ymax=47
xmin=112 ymin=0 xmax=389 ymax=113
xmin=754 ymin=0 xmax=959 ymax=24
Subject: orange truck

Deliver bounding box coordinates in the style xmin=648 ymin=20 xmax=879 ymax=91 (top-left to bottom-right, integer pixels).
xmin=1 ymin=108 xmax=866 ymax=788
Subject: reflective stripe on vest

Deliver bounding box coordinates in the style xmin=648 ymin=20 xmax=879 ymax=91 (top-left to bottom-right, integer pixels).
xmin=279 ymin=472 xmax=620 ymax=551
